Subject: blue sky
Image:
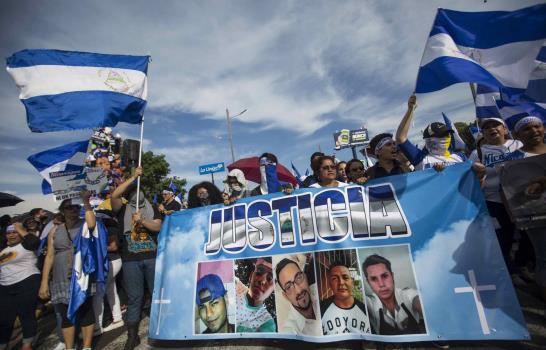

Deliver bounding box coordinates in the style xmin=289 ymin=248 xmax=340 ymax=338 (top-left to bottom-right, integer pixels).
xmin=0 ymin=0 xmax=542 ymax=215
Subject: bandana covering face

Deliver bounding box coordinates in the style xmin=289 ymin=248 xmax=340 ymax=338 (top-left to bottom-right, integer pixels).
xmin=425 ymin=135 xmax=451 ymax=157
xmin=259 ymin=157 xmax=280 ymax=195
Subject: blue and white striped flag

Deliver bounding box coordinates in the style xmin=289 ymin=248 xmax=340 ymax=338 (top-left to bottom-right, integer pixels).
xmin=68 ymin=220 xmax=109 ymax=322
xmin=474 ymin=84 xmax=501 ymax=120
xmin=495 ymin=98 xmax=546 ymax=132
xmin=290 ymin=161 xmax=304 ymax=187
xmin=416 ymin=5 xmax=546 ymax=94
xmin=27 ymin=140 xmax=89 ymax=194
xmin=442 ymin=113 xmax=466 ymax=152
xmin=6 ymin=49 xmax=149 ymax=132
xmin=522 ymin=45 xmax=546 ymax=103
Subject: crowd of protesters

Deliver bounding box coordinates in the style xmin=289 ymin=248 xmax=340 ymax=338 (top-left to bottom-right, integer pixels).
xmin=1 ymin=99 xmax=545 ymax=350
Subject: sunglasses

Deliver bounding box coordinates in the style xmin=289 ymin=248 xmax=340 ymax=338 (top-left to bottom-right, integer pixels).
xmin=321 ymin=165 xmax=336 ymax=171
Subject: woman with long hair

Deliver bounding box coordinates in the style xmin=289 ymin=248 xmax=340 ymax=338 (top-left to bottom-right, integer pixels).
xmin=187 ymin=182 xmax=224 ymax=209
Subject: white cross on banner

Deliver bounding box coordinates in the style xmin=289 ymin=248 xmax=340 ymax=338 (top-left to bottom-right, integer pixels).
xmin=153 ymin=288 xmax=171 ymax=335
xmin=454 ymin=269 xmax=497 ymax=335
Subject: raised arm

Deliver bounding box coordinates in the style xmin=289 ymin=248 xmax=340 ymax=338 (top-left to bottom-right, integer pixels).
xmin=395 ymin=95 xmax=417 ymax=144
xmin=111 ymin=166 xmax=142 ymax=213
xmin=81 ymin=190 xmax=96 ymax=230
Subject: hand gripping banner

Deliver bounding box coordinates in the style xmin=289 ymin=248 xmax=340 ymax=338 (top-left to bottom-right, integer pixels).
xmin=149 ymin=162 xmax=528 ymax=343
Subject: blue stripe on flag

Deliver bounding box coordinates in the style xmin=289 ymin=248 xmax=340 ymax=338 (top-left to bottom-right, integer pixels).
xmin=476 ymin=106 xmax=501 ymax=119
xmin=6 ymin=49 xmax=149 ymax=72
xmin=416 ymin=56 xmax=502 ymax=93
xmin=23 ymin=91 xmax=145 ymax=132
xmin=27 ymin=140 xmax=88 ymax=172
xmin=430 ymin=5 xmax=546 ymax=49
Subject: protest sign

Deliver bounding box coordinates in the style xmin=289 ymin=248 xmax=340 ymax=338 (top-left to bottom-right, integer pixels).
xmin=50 ymin=167 xmax=108 ymax=201
xmin=499 ymin=153 xmax=546 ymax=229
xmin=149 ymin=162 xmax=528 ymax=344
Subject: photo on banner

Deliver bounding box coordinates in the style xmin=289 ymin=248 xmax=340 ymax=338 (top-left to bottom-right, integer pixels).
xmin=234 ymin=257 xmax=277 ymax=333
xmin=194 ymin=260 xmax=235 ymax=335
xmin=272 ymin=253 xmax=322 ymax=336
xmin=358 ymin=244 xmax=427 ymax=336
xmin=315 ymin=249 xmax=371 ymax=335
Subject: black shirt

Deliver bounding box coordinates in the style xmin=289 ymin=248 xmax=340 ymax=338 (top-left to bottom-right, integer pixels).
xmin=117 ymin=205 xmax=162 ymax=262
xmin=365 ymin=161 xmax=406 ymax=180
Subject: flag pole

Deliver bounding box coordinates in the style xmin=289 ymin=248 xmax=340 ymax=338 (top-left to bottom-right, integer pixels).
xmin=135 ymin=117 xmax=145 ymax=213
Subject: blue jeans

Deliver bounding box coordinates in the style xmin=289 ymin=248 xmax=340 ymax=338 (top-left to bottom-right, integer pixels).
xmin=122 ymin=258 xmax=156 ymax=324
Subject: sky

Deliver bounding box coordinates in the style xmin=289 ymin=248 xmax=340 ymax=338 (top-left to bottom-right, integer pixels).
xmin=0 ymin=0 xmax=542 ymax=216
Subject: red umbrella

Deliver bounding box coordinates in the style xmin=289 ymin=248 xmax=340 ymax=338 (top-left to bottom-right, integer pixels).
xmin=227 ymin=157 xmax=298 ymax=186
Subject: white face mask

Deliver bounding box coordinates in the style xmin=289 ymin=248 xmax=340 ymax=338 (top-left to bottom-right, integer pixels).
xmin=425 ymin=136 xmax=451 ymax=156
xmin=231 ymin=185 xmax=242 ymax=192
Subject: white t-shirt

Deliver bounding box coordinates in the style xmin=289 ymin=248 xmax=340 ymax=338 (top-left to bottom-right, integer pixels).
xmin=366 ymin=287 xmax=422 ymax=334
xmin=470 ymin=139 xmax=522 ymax=203
xmin=321 ymin=298 xmax=371 ymax=335
xmin=0 ymin=243 xmax=40 ymax=286
xmin=280 ymin=284 xmax=322 ymax=336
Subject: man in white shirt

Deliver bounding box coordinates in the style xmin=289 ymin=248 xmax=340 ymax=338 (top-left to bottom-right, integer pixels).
xmin=362 ymin=254 xmax=425 ymax=335
xmin=275 ymin=258 xmax=321 ymax=336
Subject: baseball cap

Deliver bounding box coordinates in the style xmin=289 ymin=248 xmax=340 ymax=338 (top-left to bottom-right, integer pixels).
xmin=195 ymin=274 xmax=226 ymax=306
xmin=479 ymin=118 xmax=505 ymax=128
xmin=423 ymin=122 xmax=452 ymax=139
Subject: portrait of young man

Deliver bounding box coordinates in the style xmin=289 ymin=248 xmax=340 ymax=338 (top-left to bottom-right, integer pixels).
xmin=195 ymin=274 xmax=235 ymax=334
xmin=319 ymin=260 xmax=371 ymax=335
xmin=234 ymin=257 xmax=277 ymax=332
xmin=361 ymin=253 xmax=426 ymax=335
xmin=274 ymin=254 xmax=322 ymax=336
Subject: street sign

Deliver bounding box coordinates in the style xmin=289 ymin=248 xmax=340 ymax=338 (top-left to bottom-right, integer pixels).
xmin=198 ymin=162 xmax=225 ymax=175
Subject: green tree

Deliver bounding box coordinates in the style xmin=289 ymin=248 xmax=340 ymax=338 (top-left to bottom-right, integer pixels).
xmin=454 ymin=121 xmax=478 ymax=152
xmin=126 ymin=150 xmax=187 ymax=202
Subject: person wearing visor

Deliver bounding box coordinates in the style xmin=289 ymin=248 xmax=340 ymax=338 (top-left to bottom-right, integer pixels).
xmin=0 ymin=223 xmax=40 ymax=350
xmin=365 ymin=133 xmax=407 ymax=180
xmin=396 ymin=95 xmax=466 ymax=171
xmin=223 ymin=169 xmax=251 ymax=205
xmin=111 ymin=167 xmax=162 ymax=350
xmin=469 ymin=117 xmax=521 ymax=273
xmin=195 ymin=274 xmax=234 ymax=334
xmin=235 ymin=258 xmax=276 ymax=332
xmin=309 ymin=156 xmax=348 ymax=188
xmin=158 ymin=188 xmax=181 ymax=216
xmin=39 ymin=192 xmax=97 ymax=350
xmin=507 ymin=115 xmax=546 ymax=302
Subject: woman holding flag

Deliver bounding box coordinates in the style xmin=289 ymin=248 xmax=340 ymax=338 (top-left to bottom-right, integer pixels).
xmin=39 ymin=191 xmax=97 ymax=350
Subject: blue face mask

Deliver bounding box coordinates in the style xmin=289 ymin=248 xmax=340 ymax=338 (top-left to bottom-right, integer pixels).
xmin=259 ymin=157 xmax=279 ymax=194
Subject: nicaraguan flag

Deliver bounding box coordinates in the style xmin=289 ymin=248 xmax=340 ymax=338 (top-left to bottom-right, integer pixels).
xmin=495 ymin=98 xmax=546 ymax=131
xmin=415 ymin=5 xmax=546 ymax=94
xmin=290 ymin=161 xmax=304 ymax=187
xmin=27 ymin=140 xmax=89 ymax=194
xmin=6 ymin=49 xmax=149 ymax=132
xmin=442 ymin=113 xmax=466 ymax=152
xmin=475 ymin=84 xmax=501 ymax=120
xmin=68 ymin=220 xmax=109 ymax=322
xmin=523 ymin=45 xmax=546 ymax=103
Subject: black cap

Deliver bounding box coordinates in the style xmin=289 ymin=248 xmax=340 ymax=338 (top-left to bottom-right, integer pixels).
xmin=423 ymin=122 xmax=452 ymax=139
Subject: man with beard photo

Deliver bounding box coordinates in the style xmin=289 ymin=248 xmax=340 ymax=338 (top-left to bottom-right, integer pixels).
xmin=275 ymin=256 xmax=321 ymax=336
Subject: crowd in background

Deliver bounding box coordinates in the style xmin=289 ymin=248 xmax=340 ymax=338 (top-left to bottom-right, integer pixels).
xmin=1 ymin=96 xmax=545 ymax=350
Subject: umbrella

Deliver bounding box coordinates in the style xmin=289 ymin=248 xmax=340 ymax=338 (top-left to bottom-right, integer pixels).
xmin=0 ymin=192 xmax=24 ymax=208
xmin=227 ymin=157 xmax=298 ymax=186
